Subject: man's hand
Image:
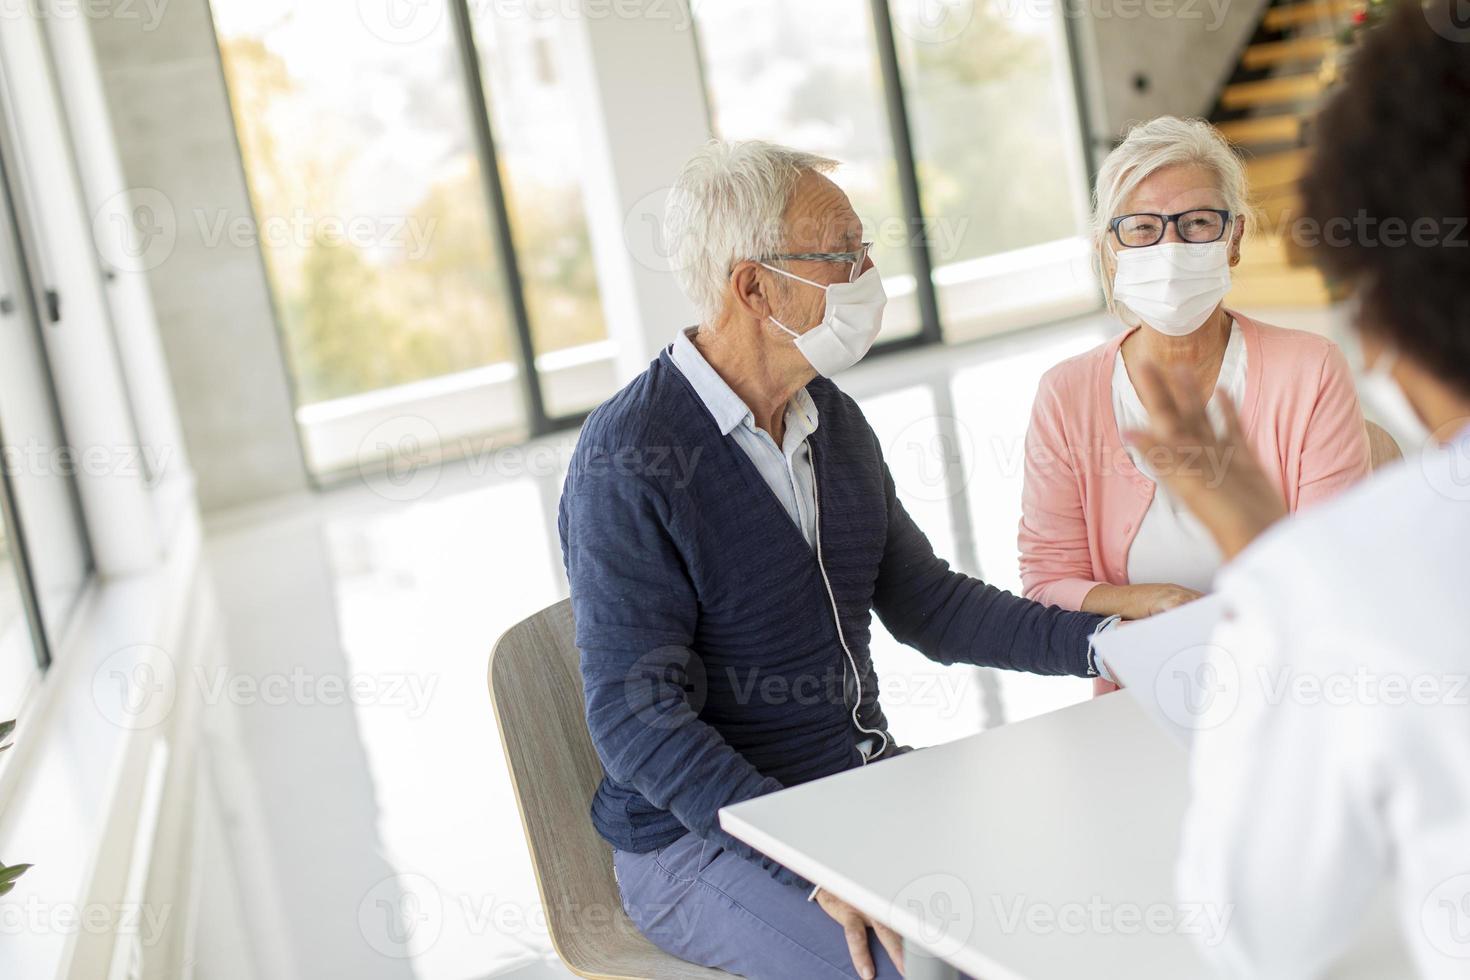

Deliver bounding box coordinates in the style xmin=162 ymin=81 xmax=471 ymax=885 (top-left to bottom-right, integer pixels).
xmin=815 ymin=888 xmax=905 ymax=978
xmin=1125 ymin=361 xmax=1287 ymax=560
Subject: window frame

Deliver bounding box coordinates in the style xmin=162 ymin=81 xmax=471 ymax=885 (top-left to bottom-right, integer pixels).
xmin=212 ymin=0 xmax=1103 ymax=477
xmin=0 ymin=61 xmax=96 ymax=672
xmin=692 ymin=0 xmax=1101 ymax=359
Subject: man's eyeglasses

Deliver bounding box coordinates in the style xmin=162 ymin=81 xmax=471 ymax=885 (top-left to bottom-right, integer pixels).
xmin=1109 ymin=210 xmax=1232 ymax=248
xmin=760 ymin=241 xmax=873 ymax=282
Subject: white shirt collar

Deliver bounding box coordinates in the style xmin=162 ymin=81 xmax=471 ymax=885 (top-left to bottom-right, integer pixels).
xmin=670 ymin=327 xmax=819 ymax=441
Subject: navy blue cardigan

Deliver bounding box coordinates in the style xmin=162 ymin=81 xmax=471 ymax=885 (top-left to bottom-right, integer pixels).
xmin=558 ymin=349 xmax=1101 ymax=886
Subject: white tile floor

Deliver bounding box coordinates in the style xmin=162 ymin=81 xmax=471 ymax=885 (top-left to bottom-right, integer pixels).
xmin=199 ymin=310 xmax=1322 ymax=980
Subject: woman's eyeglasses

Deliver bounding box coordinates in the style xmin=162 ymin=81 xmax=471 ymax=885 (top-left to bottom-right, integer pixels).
xmin=1109 ymin=209 xmax=1232 ymax=248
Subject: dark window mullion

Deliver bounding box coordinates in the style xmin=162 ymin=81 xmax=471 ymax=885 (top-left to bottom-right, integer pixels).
xmin=0 ymin=182 xmax=55 ymax=670
xmin=0 ymin=81 xmax=76 ymax=671
xmin=868 ymin=0 xmax=944 ymax=346
xmin=0 ymin=443 xmax=51 ymax=671
xmin=447 ymin=0 xmax=552 ymax=435
xmin=1058 ymin=2 xmax=1103 ymax=192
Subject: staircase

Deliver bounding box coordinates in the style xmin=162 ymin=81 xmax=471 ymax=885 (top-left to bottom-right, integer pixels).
xmin=1210 ymin=0 xmax=1359 ymax=308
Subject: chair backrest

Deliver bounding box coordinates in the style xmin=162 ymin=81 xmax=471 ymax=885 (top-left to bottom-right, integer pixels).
xmin=489 ymin=600 xmax=728 ymax=980
xmin=1366 ymin=420 xmax=1403 ymax=471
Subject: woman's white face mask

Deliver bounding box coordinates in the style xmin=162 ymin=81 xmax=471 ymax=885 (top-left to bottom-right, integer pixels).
xmin=761 ymin=264 xmax=887 ymax=377
xmin=1111 ymin=239 xmax=1233 ymax=337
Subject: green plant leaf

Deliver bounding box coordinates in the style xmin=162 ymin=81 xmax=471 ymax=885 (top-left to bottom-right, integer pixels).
xmin=0 ymin=863 xmax=33 ymax=895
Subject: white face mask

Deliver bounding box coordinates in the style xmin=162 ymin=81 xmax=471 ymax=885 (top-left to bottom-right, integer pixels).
xmin=1360 ymin=349 xmax=1429 ymax=449
xmin=762 ymin=264 xmax=887 ymax=377
xmin=1111 ymin=239 xmax=1233 ymax=337
xmin=1337 ymin=320 xmax=1429 ymax=449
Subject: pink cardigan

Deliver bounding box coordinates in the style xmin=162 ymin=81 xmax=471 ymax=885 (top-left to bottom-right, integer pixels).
xmin=1019 ymin=311 xmax=1370 ymax=613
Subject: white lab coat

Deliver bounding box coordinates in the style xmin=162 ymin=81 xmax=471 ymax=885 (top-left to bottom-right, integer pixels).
xmin=1176 ymin=428 xmax=1470 ymax=979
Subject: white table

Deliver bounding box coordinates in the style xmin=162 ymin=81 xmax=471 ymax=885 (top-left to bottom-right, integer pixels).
xmin=719 ymin=693 xmax=1410 ymax=980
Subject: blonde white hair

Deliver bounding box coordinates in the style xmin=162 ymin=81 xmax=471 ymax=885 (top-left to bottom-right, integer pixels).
xmin=664 ymin=139 xmax=838 ymax=326
xmin=1092 ymin=117 xmax=1250 ymax=307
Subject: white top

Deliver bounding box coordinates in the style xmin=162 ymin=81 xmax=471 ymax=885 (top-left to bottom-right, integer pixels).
xmin=669 ymin=326 xmax=819 ymax=547
xmin=719 ymin=693 xmax=1407 ymax=979
xmin=1112 ymin=321 xmax=1246 ymax=592
xmin=1176 ymin=424 xmax=1470 ymax=980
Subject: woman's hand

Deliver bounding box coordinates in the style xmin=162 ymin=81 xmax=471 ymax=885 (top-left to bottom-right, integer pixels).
xmin=815 ymin=887 xmax=905 ymax=978
xmin=1083 ymin=582 xmax=1203 ymax=621
xmin=1125 ymin=360 xmax=1288 ymax=560
xmin=1134 ymin=583 xmax=1203 ymax=618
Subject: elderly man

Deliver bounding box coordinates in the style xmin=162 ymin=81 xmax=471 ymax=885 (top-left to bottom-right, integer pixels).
xmin=558 ymin=140 xmax=1114 ymax=980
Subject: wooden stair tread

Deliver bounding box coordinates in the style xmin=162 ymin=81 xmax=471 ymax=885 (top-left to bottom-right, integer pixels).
xmin=1222 ymin=73 xmax=1325 ymax=109
xmin=1227 ymin=268 xmax=1336 ymax=307
xmin=1246 ymin=195 xmax=1305 ymax=235
xmin=1239 ymin=230 xmax=1312 ymax=269
xmin=1244 ymin=149 xmax=1309 ymax=189
xmin=1255 ymin=188 xmax=1304 ymax=229
xmin=1217 ymin=114 xmax=1303 ymax=146
xmin=1263 ymin=0 xmax=1360 ymax=30
xmin=1242 ymin=35 xmax=1335 ymax=69
xmin=1208 ymin=1 xmax=1346 ymax=310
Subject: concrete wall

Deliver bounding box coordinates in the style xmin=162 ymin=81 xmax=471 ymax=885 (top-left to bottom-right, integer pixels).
xmin=1073 ymin=0 xmax=1272 ymax=167
xmin=563 ymin=2 xmax=712 ymax=377
xmin=86 ymin=0 xmax=309 ymax=512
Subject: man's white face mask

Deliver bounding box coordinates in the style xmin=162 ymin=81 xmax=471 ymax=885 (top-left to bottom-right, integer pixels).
xmin=762 ymin=264 xmax=887 ymax=377
xmin=1112 ymin=239 xmax=1233 ymax=337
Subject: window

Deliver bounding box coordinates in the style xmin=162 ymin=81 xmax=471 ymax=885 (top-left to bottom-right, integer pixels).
xmin=0 ymin=67 xmax=92 ymax=670
xmin=210 ymin=0 xmax=617 ymax=476
xmin=465 ymin=7 xmax=616 ymax=418
xmin=213 ymin=1 xmax=527 ymax=474
xmin=888 ymin=0 xmax=1095 ymax=339
xmin=693 ymin=0 xmax=925 ymax=342
xmin=0 ymin=495 xmax=37 ymax=722
xmin=693 ymin=0 xmax=1098 ymax=347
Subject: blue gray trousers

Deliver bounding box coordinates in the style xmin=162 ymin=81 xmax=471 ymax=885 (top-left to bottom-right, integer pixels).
xmin=613 ymin=830 xmax=903 ymax=979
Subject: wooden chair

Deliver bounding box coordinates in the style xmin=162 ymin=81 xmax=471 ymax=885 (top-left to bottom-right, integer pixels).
xmin=489 ymin=599 xmax=730 ymax=980
xmin=1366 ymin=420 xmax=1403 ymax=470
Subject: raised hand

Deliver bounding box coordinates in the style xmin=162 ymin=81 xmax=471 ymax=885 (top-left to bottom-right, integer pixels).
xmin=1124 ymin=360 xmax=1287 ymax=560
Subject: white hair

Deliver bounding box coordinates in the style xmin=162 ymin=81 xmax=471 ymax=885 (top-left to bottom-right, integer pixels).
xmin=1092 ymin=116 xmax=1251 ymax=307
xmin=664 ymin=139 xmax=838 ymax=326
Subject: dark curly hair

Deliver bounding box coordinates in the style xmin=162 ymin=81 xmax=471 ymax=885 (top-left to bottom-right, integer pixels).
xmin=1298 ymin=0 xmax=1470 ymax=394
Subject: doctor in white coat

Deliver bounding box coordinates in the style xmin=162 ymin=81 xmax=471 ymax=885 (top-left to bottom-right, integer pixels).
xmin=1122 ymin=4 xmax=1470 ymax=978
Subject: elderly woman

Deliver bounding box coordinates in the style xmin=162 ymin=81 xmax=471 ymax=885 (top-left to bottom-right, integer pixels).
xmin=1018 ymin=116 xmax=1371 ymax=691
